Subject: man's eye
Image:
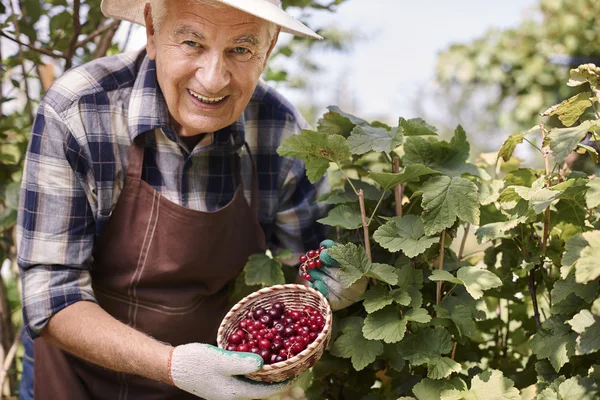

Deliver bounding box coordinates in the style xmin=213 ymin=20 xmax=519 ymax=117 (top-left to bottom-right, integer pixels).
xmin=233 ymin=47 xmax=250 ymax=55
xmin=183 ymin=40 xmax=200 ymax=48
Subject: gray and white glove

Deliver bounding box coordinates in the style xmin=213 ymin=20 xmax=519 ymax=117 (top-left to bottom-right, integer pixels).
xmin=169 ymin=343 xmax=289 ymax=400
xmin=305 ymin=240 xmax=368 ymax=311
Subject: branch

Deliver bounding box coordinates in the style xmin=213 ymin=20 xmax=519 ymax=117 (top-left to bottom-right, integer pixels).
xmin=0 ymin=326 xmax=22 ymax=389
xmin=75 ymin=20 xmax=121 ymax=48
xmin=393 ymin=157 xmax=403 ymax=217
xmin=529 ymin=270 xmax=541 ymax=330
xmin=93 ymin=21 xmax=121 ymax=59
xmin=64 ymin=0 xmax=82 ymax=70
xmin=358 ymin=190 xmax=372 ymax=263
xmin=0 ymin=32 xmax=66 ymax=59
xmin=436 ymin=229 xmax=446 ymax=305
xmin=457 ymin=223 xmax=470 ymax=262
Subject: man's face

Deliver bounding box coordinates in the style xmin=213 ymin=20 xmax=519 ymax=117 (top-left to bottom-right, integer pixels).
xmin=145 ymin=1 xmax=277 ymax=137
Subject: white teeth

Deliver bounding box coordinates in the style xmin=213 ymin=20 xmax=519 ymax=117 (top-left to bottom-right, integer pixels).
xmin=188 ymin=89 xmax=225 ymax=104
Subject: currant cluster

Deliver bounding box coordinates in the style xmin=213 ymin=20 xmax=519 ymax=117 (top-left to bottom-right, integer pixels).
xmin=298 ymin=245 xmax=327 ymax=281
xmin=226 ymin=302 xmax=326 ymax=365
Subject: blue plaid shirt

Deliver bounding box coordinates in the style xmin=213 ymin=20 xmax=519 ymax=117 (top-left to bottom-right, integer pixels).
xmin=16 ymin=49 xmax=328 ymax=338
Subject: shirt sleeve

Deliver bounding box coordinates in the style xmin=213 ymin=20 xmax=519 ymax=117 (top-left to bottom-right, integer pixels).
xmin=17 ymin=99 xmax=98 ymax=339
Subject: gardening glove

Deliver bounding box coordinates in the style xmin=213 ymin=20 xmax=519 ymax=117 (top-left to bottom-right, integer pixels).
xmin=169 ymin=343 xmax=290 ymax=400
xmin=305 ymin=239 xmax=368 ymax=311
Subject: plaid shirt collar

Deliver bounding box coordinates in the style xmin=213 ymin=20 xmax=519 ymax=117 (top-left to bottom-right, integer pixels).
xmin=128 ymin=54 xmax=246 ymax=151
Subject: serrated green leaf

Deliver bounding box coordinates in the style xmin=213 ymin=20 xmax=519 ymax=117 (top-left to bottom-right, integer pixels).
xmin=575 ymin=237 xmax=600 ymax=284
xmin=403 ymin=125 xmax=478 ymax=177
xmin=475 ymin=219 xmax=521 ymax=243
xmin=320 ymin=179 xmax=386 ymax=204
xmin=244 ymin=253 xmax=285 ymax=286
xmin=542 ymin=92 xmax=593 ymax=127
xmin=390 ymin=288 xmax=412 ymax=306
xmin=363 ymin=306 xmax=407 ymax=343
xmin=317 ymin=106 xmax=365 ymax=137
xmin=414 ymin=378 xmax=466 ymax=400
xmin=568 ymin=310 xmax=600 ymax=355
xmin=347 ymin=125 xmax=403 ymax=155
xmin=558 ymin=375 xmax=599 ymax=400
xmin=383 ymin=343 xmax=406 ymax=372
xmin=362 ymin=285 xmax=393 ymax=313
xmin=498 ymin=125 xmax=538 ymax=161
xmin=548 ymin=120 xmax=600 ymax=164
xmin=479 ymin=179 xmax=504 ymax=205
xmin=531 ymin=316 xmax=577 ymax=372
xmin=450 ymin=305 xmax=476 ymax=338
xmin=369 ymin=164 xmax=440 ymax=191
xmin=586 ymin=178 xmax=600 ymax=209
xmin=429 ymin=270 xmax=462 ymax=285
xmin=365 ymin=263 xmax=399 ymax=285
xmin=504 ymin=168 xmax=538 ymax=187
xmin=577 ymin=143 xmax=599 ymax=164
xmin=427 ymin=357 xmax=462 ymax=380
xmin=552 ymin=273 xmax=599 ymax=304
xmin=513 ymin=185 xmax=561 ymax=214
xmin=592 ymin=298 xmax=600 ymax=316
xmin=327 ymin=243 xmax=370 ymax=288
xmin=446 ymin=370 xmax=520 ymax=400
xmin=399 ymin=117 xmax=438 ymax=137
xmin=456 ymin=266 xmax=502 ymax=300
xmin=317 ymin=204 xmax=363 ymax=229
xmin=398 ymin=327 xmax=454 ymax=365
xmin=374 ymin=215 xmax=439 ymax=257
xmin=330 ymin=320 xmax=384 ymax=371
xmin=420 ymin=176 xmax=480 ymax=235
xmin=405 ymin=308 xmax=432 ymax=323
xmin=277 ymin=130 xmax=351 ymax=183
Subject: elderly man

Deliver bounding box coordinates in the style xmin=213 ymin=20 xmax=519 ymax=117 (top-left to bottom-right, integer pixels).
xmin=16 ymin=0 xmax=329 ymax=399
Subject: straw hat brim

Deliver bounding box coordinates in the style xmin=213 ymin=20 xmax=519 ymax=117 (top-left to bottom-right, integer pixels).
xmin=100 ymin=0 xmax=322 ymax=39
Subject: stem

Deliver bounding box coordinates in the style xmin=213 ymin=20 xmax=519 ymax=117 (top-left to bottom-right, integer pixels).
xmin=64 ymin=0 xmax=82 ymax=70
xmin=529 ymin=270 xmax=541 ymax=330
xmin=337 ymin=163 xmax=359 ymax=195
xmin=393 ymin=157 xmax=403 ymax=217
xmin=457 ymin=224 xmax=470 ymax=262
xmin=358 ymin=190 xmax=372 ymax=263
xmin=436 ymin=229 xmax=446 ymax=305
xmin=523 ymin=138 xmax=544 ymax=155
xmin=0 ymin=326 xmax=22 ymax=390
xmin=0 ymin=32 xmax=66 ymax=59
xmin=93 ymin=21 xmax=121 ymax=58
xmin=76 ymin=20 xmax=121 ymax=48
xmin=450 ymin=342 xmax=457 ymax=360
xmin=367 ymin=193 xmax=386 ymax=225
xmin=503 ymin=300 xmax=510 ymax=357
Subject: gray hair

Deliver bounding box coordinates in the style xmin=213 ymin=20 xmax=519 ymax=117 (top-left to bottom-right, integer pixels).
xmin=148 ymin=0 xmax=278 ymax=41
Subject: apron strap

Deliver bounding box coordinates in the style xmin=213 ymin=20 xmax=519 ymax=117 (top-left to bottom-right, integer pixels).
xmin=127 ymin=134 xmax=146 ymax=179
xmin=242 ymin=142 xmax=259 ymax=218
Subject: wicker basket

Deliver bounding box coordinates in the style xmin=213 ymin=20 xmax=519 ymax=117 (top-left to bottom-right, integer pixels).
xmin=217 ymin=283 xmax=332 ymax=383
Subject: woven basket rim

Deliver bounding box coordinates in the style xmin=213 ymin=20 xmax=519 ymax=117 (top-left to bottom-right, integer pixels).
xmin=217 ymin=283 xmax=333 ymax=372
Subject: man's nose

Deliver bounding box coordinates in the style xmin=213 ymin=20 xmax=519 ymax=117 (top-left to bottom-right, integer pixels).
xmin=196 ymin=51 xmax=230 ymax=94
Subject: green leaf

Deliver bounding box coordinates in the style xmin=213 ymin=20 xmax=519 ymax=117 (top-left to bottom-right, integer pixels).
xmin=383 ymin=344 xmax=406 ymax=372
xmin=390 ymin=289 xmax=412 ymax=306
xmin=403 ymin=125 xmax=476 ymax=177
xmin=531 ymin=316 xmax=577 ymax=372
xmin=568 ymin=310 xmax=600 ymax=355
xmin=330 ymin=317 xmax=384 ymax=371
xmin=450 ymin=305 xmax=476 ymax=338
xmin=504 ymin=168 xmax=538 ymax=187
xmin=429 ymin=270 xmax=462 ymax=285
xmin=427 ymin=357 xmax=462 ymax=380
xmin=498 ymin=125 xmax=538 ymax=161
xmin=347 ymin=125 xmax=403 ymax=155
xmin=368 ymin=164 xmax=440 ymax=191
xmin=243 ymin=253 xmax=285 ymax=286
xmin=413 ymin=378 xmax=466 ymax=400
xmin=399 ymin=117 xmax=438 ymax=136
xmin=316 ymin=106 xmax=365 ymax=137
xmin=277 ymin=130 xmax=351 ymax=183
xmin=327 ymin=243 xmax=370 ymax=288
xmin=586 ymin=178 xmax=600 ymax=209
xmin=456 ymin=266 xmax=503 ymax=300
xmin=572 ymin=231 xmax=600 ymax=284
xmin=404 ymin=308 xmax=432 ymax=323
xmin=512 ymin=184 xmax=561 ymax=214
xmin=558 ymin=376 xmax=599 ymax=400
xmin=317 ymin=204 xmax=363 ymax=229
xmin=541 ymin=92 xmax=593 ymax=127
xmin=365 ymin=263 xmax=399 ymax=285
xmin=363 ymin=306 xmax=407 ymax=343
xmin=320 ymin=179 xmax=388 ymax=204
xmin=475 ymin=219 xmax=522 ymax=243
xmin=551 ymin=273 xmax=599 ymax=304
xmin=420 ymin=176 xmax=480 ymax=235
xmin=548 ymin=120 xmax=600 ymax=165
xmin=0 ymin=209 xmax=17 ymax=231
xmin=362 ymin=285 xmax=394 ymax=313
xmin=441 ymin=370 xmax=520 ymax=400
xmin=373 ymin=215 xmax=439 ymax=257
xmin=479 ymin=179 xmax=504 ymax=205
xmin=398 ymin=327 xmax=454 ymax=365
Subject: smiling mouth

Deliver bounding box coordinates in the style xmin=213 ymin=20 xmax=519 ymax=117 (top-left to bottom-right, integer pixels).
xmin=188 ymin=89 xmax=228 ymax=104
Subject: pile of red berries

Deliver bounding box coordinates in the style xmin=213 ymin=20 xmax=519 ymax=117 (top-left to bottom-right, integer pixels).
xmin=225 ymin=302 xmax=326 ymax=365
xmin=299 ymin=245 xmax=327 ymax=281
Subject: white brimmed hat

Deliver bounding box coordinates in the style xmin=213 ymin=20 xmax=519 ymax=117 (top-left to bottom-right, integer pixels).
xmin=100 ymin=0 xmax=322 ymax=39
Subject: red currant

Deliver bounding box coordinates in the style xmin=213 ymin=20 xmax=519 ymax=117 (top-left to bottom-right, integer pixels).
xmin=299 ymin=254 xmax=308 ymax=263
xmin=307 ymin=250 xmax=316 ymax=258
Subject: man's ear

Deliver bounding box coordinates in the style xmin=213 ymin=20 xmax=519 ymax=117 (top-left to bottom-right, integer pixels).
xmin=263 ymin=27 xmax=281 ymax=68
xmin=144 ymin=3 xmax=157 ymax=60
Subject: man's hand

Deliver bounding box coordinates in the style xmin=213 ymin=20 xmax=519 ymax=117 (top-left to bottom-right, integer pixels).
xmin=169 ymin=343 xmax=289 ymax=400
xmin=303 ymin=240 xmax=367 ymax=310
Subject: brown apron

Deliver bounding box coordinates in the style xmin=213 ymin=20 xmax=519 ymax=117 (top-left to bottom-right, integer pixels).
xmin=34 ymin=133 xmax=266 ymax=399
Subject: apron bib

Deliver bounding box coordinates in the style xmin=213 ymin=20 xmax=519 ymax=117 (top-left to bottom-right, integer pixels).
xmin=34 ymin=133 xmax=265 ymax=399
